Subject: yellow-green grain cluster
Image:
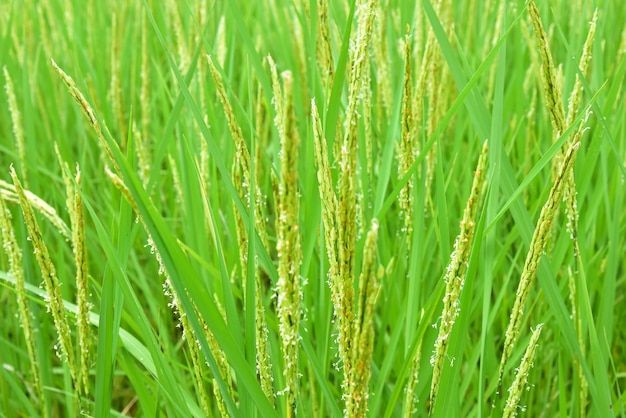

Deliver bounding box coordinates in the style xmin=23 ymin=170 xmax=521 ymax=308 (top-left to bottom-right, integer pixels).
xmin=10 ymin=167 xmax=77 ymax=385
xmin=316 ymin=0 xmax=335 ymax=91
xmin=51 ymin=60 xmax=121 ymax=175
xmin=209 ymin=53 xmax=275 ymax=404
xmin=104 ymin=166 xmax=228 ymax=417
xmin=429 ymin=141 xmax=488 ymax=411
xmin=3 ymin=67 xmax=28 ymax=188
xmin=271 ymin=61 xmax=302 ymax=416
xmin=1 ymin=1 xmax=622 ymax=417
xmin=57 ymin=150 xmax=92 ymax=397
xmin=498 ymin=138 xmax=581 ymax=383
xmin=373 ymin=0 xmax=392 ymax=119
xmin=566 ymin=10 xmax=597 ymax=129
xmin=109 ymin=14 xmax=125 ymax=140
xmin=137 ymin=12 xmax=152 ymax=188
xmin=208 ymin=54 xmax=269 ymax=233
xmin=398 ymin=29 xmax=417 ymax=241
xmin=527 ymin=10 xmax=597 ymax=409
xmin=312 ymin=4 xmax=384 ymax=414
xmin=503 ymin=324 xmax=544 ymax=418
xmin=528 ymin=0 xmax=566 ymax=139
xmin=347 ymin=219 xmax=382 ymax=417
xmin=167 ymin=0 xmax=189 ymax=71
xmin=0 ymin=180 xmax=71 ymax=240
xmin=0 ymin=189 xmax=46 ymax=418
xmin=563 ymin=12 xmax=597 ymax=247
xmin=338 ymin=0 xmax=378 ymax=380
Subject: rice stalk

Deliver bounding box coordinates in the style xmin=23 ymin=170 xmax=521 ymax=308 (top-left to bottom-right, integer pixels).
xmin=37 ymin=6 xmax=54 ymax=63
xmin=271 ymin=63 xmax=302 ymax=416
xmin=138 ymin=12 xmax=152 ymax=187
xmin=523 ymin=89 xmax=538 ymax=185
xmin=194 ymin=49 xmax=208 ymax=183
xmin=565 ymin=9 xmax=597 ymax=129
xmin=208 ymin=52 xmax=271 ymax=251
xmin=231 ymin=139 xmax=275 ymax=404
xmin=620 ymin=27 xmax=626 ymax=62
xmin=373 ymin=0 xmax=391 ymax=119
xmin=40 ymin=0 xmax=67 ymax=57
xmin=104 ymin=167 xmax=229 ymax=416
xmin=187 ymin=320 xmax=212 ymax=416
xmin=521 ymin=20 xmax=540 ymax=95
xmin=316 ymin=0 xmax=335 ymax=92
xmin=312 ymin=3 xmax=380 ymax=413
xmin=255 ymin=68 xmax=270 ymax=148
xmin=562 ymin=10 xmax=597 ymax=233
xmin=347 ymin=219 xmax=382 ymax=417
xmin=411 ymin=2 xmax=440 ymax=196
xmin=429 ymin=140 xmax=488 ymax=412
xmin=167 ymin=0 xmax=189 ymax=71
xmin=56 ymin=147 xmax=92 ymax=398
xmin=528 ymin=0 xmax=566 ymax=138
xmin=486 ymin=2 xmax=505 ymax=103
xmin=398 ymin=28 xmax=417 ymax=245
xmin=463 ymin=0 xmax=478 ymax=49
xmin=362 ymin=61 xmax=374 ymax=183
xmin=403 ymin=339 xmax=423 ymax=417
xmin=497 ymin=136 xmax=582 ymax=386
xmin=51 ymin=59 xmax=121 ymax=175
xmin=568 ymin=266 xmax=588 ymax=415
xmin=212 ymin=16 xmax=225 ymax=68
xmin=337 ymin=2 xmax=378 ymax=390
xmin=289 ymin=11 xmax=308 ymax=96
xmin=209 ymin=53 xmax=276 ymax=404
xmin=424 ymin=0 xmax=454 ymax=201
xmin=0 ymin=184 xmax=47 ymax=418
xmin=167 ymin=153 xmax=185 ymax=214
xmin=10 ymin=166 xmax=78 ymax=386
xmin=207 ymin=55 xmax=251 ymax=183
xmin=528 ymin=12 xmax=596 ymax=411
xmin=0 ymin=180 xmax=71 ymax=240
xmin=502 ymin=324 xmax=543 ymax=418
xmin=109 ymin=13 xmax=125 ymax=141
xmin=3 ymin=67 xmax=28 ymax=189
xmin=311 ymin=97 xmax=340 ymax=315
xmin=561 ymin=12 xmax=596 ymax=257
xmin=203 ymin=297 xmax=234 ymax=417
xmin=169 ymin=295 xmax=215 ymax=416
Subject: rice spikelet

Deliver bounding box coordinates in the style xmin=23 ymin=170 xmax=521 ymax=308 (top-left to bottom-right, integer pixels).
xmin=498 ymin=138 xmax=581 ymax=384
xmin=312 ymin=98 xmax=340 ymax=304
xmin=51 ymin=59 xmax=121 ymax=175
xmin=528 ymin=0 xmax=566 ymax=138
xmin=0 ymin=186 xmax=47 ymax=418
xmin=316 ymin=0 xmax=335 ymax=91
xmin=104 ymin=167 xmax=231 ymax=415
xmin=55 ymin=146 xmax=92 ymax=397
xmin=138 ymin=13 xmax=152 ymax=187
xmin=0 ymin=180 xmax=71 ymax=240
xmin=347 ymin=219 xmax=382 ymax=417
xmin=109 ymin=14 xmax=125 ymax=140
xmin=398 ymin=28 xmax=417 ymax=243
xmin=373 ymin=0 xmax=391 ymax=119
xmin=503 ymin=324 xmax=543 ymax=418
xmin=566 ymin=10 xmax=597 ymax=128
xmin=429 ymin=141 xmax=488 ymax=412
xmin=271 ymin=64 xmax=302 ymax=416
xmin=338 ymin=0 xmax=378 ymax=386
xmin=167 ymin=0 xmax=189 ymax=71
xmin=10 ymin=166 xmax=77 ymax=385
xmin=3 ymin=67 xmax=29 ymax=189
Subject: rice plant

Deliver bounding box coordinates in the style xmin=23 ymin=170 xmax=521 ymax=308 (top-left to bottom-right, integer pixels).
xmin=0 ymin=0 xmax=624 ymax=417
